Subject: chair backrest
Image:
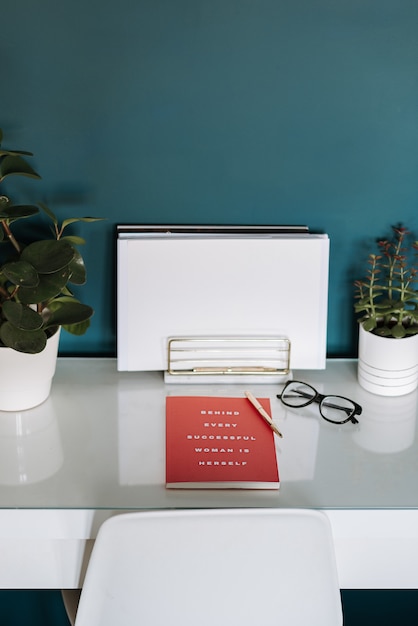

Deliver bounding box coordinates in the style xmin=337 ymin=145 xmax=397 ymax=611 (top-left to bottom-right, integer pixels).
xmin=74 ymin=509 xmax=342 ymax=626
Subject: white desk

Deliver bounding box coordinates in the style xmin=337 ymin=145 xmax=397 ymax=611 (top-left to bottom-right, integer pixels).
xmin=0 ymin=359 xmax=417 ymax=589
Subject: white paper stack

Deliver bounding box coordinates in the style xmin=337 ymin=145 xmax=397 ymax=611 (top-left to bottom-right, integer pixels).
xmin=117 ymin=225 xmax=329 ymax=380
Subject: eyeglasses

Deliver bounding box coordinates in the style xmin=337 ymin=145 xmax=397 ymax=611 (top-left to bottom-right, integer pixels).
xmin=277 ymin=380 xmax=362 ymax=425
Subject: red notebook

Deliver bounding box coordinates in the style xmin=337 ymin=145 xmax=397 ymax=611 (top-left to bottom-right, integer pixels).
xmin=166 ymin=396 xmax=280 ymax=489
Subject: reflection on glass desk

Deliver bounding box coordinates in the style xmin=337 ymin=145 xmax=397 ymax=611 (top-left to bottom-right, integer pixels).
xmin=0 ymin=358 xmax=416 ymax=589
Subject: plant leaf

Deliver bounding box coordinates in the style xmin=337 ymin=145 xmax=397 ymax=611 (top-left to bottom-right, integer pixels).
xmin=63 ymin=318 xmax=91 ymax=335
xmin=43 ymin=301 xmax=93 ymax=327
xmin=0 ymin=204 xmax=39 ymax=221
xmin=20 ymin=240 xmax=75 ymax=274
xmin=17 ymin=267 xmax=72 ymax=303
xmin=374 ymin=326 xmax=392 ymax=336
xmin=0 ymin=322 xmax=47 ymax=354
xmin=391 ymin=324 xmax=406 ymax=338
xmin=0 ymin=149 xmax=34 ymax=157
xmin=405 ymin=326 xmax=418 ymax=335
xmin=38 ymin=202 xmax=58 ymax=225
xmin=68 ymin=248 xmax=87 ymax=285
xmin=362 ymin=318 xmax=377 ymax=332
xmin=61 ymin=217 xmax=104 ymax=229
xmin=2 ymin=300 xmax=43 ymax=330
xmin=61 ymin=235 xmax=86 ymax=246
xmin=0 ymin=155 xmax=40 ymax=181
xmin=1 ymin=260 xmax=39 ymax=287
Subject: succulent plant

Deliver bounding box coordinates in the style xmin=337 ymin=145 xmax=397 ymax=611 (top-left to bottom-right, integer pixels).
xmin=354 ymin=225 xmax=418 ymax=338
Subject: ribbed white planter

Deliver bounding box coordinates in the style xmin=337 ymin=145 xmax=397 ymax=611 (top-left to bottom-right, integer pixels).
xmin=0 ymin=328 xmax=60 ymax=411
xmin=358 ymin=324 xmax=418 ymax=396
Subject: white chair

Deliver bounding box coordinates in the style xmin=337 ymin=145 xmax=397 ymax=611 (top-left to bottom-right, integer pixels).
xmin=72 ymin=509 xmax=343 ymax=626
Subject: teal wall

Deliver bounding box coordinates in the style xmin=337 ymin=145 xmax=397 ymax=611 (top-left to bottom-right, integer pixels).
xmin=2 ymin=2 xmax=418 ymax=623
xmin=2 ymin=0 xmax=418 ymax=357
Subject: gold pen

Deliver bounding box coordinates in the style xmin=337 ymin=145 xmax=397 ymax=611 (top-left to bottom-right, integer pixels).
xmin=244 ymin=390 xmax=283 ymax=438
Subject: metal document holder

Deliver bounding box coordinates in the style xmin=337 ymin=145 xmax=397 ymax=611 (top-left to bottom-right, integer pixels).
xmin=164 ymin=336 xmax=291 ymax=384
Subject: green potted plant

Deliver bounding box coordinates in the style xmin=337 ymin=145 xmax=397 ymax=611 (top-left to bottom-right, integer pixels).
xmin=0 ymin=128 xmax=101 ymax=410
xmin=354 ymin=225 xmax=418 ymax=396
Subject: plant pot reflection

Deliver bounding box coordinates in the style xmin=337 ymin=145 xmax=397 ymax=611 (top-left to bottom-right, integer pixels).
xmin=0 ymin=397 xmax=63 ymax=484
xmin=352 ymin=387 xmax=417 ymax=454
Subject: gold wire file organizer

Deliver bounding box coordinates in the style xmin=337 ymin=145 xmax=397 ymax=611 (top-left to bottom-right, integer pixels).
xmin=165 ymin=336 xmax=291 ymax=384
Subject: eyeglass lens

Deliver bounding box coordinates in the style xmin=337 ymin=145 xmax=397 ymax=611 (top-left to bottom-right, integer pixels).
xmin=320 ymin=396 xmax=356 ymax=422
xmin=280 ymin=381 xmax=316 ymax=407
xmin=280 ymin=381 xmax=357 ymax=423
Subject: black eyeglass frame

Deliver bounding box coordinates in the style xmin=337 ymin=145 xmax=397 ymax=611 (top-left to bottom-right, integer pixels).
xmin=277 ymin=380 xmax=362 ymax=425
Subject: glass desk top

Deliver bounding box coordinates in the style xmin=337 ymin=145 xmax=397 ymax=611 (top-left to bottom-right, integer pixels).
xmin=0 ymin=358 xmax=416 ymax=510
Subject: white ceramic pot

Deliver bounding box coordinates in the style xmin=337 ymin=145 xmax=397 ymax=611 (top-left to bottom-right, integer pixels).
xmin=0 ymin=328 xmax=60 ymax=411
xmin=358 ymin=324 xmax=418 ymax=396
